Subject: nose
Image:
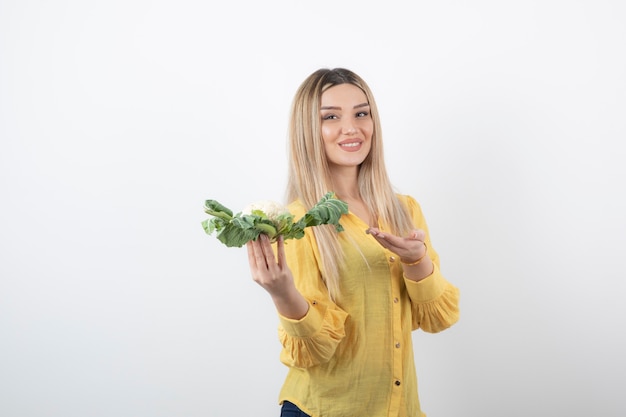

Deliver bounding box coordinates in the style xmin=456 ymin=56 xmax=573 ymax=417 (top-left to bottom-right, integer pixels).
xmin=342 ymin=121 xmax=357 ymax=134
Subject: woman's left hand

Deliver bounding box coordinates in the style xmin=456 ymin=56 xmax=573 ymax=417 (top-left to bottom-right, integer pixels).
xmin=366 ymin=228 xmax=426 ymax=261
xmin=366 ymin=227 xmax=433 ymax=280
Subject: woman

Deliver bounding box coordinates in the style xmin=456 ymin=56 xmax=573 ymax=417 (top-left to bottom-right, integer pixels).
xmin=246 ymin=68 xmax=460 ymax=417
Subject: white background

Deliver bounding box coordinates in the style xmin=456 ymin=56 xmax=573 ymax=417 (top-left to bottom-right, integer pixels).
xmin=1 ymin=1 xmax=625 ymax=416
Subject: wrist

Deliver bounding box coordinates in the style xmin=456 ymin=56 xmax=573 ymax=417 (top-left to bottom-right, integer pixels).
xmin=400 ymin=242 xmax=428 ymax=266
xmin=272 ymin=288 xmax=309 ymax=320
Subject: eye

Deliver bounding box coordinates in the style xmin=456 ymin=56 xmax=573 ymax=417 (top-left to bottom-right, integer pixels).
xmin=356 ymin=111 xmax=369 ymax=118
xmin=322 ymin=114 xmax=338 ymax=121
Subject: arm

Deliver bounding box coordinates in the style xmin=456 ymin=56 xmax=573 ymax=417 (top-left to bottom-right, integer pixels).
xmin=246 ymin=229 xmax=348 ymax=368
xmin=403 ymin=196 xmax=460 ymax=332
xmin=368 ymin=195 xmax=460 ymax=332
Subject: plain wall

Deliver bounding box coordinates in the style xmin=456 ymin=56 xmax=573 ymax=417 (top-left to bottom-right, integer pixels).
xmin=1 ymin=1 xmax=625 ymax=416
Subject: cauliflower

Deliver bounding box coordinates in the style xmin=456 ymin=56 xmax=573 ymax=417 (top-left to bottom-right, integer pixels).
xmin=240 ymin=199 xmax=295 ymax=241
xmin=202 ymin=192 xmax=348 ymax=248
xmin=242 ymin=200 xmax=289 ymax=220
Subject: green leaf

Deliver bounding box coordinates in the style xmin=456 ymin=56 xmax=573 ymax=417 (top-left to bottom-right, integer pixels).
xmin=203 ymin=200 xmax=233 ymax=220
xmin=201 ymin=192 xmax=348 ymax=248
xmin=215 ymin=222 xmax=261 ymax=248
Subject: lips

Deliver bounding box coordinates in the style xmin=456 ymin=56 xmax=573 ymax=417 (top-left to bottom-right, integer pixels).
xmin=339 ymin=140 xmax=363 ymax=152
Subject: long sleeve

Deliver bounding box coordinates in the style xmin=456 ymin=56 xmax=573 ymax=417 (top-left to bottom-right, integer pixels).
xmin=278 ymin=226 xmax=349 ymax=368
xmin=405 ymin=266 xmax=460 ymax=332
xmin=401 ymin=195 xmax=460 ymax=332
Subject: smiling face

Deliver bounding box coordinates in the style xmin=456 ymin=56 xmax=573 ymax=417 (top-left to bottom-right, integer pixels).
xmin=320 ymin=83 xmax=373 ymax=173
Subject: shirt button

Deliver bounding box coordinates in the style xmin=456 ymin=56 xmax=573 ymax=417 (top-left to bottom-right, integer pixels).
xmin=393 ymin=297 xmax=399 ymax=303
xmin=395 ymin=380 xmax=401 ymax=386
xmin=395 ymin=342 xmax=401 ymax=348
xmin=389 ymin=256 xmax=396 ymax=262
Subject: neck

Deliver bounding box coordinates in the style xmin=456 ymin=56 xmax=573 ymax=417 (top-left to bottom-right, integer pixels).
xmin=329 ymin=167 xmax=360 ymax=201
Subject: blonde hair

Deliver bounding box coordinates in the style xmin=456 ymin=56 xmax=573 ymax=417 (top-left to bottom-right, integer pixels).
xmin=286 ymin=68 xmax=414 ymax=301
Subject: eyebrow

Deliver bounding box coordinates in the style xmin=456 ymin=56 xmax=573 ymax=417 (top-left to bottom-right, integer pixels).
xmin=320 ymin=102 xmax=370 ymax=110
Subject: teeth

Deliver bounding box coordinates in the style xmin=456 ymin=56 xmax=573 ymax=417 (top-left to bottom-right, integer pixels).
xmin=341 ymin=142 xmax=360 ymax=147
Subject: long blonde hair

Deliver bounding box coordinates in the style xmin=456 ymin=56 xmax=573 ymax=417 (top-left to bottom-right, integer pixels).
xmin=286 ymin=68 xmax=414 ymax=300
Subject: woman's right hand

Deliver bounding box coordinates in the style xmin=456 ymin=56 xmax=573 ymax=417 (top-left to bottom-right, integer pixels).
xmin=246 ymin=234 xmax=309 ymax=319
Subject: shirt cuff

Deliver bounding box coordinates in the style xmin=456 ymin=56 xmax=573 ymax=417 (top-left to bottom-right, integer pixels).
xmin=278 ymin=299 xmax=326 ymax=338
xmin=404 ymin=264 xmax=447 ymax=303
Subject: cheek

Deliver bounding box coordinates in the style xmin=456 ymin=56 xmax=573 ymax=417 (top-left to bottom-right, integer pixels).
xmin=362 ymin=121 xmax=374 ymax=141
xmin=321 ymin=124 xmax=336 ymax=144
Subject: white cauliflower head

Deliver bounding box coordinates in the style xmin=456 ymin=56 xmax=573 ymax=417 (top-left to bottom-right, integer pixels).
xmin=242 ymin=200 xmax=290 ymax=221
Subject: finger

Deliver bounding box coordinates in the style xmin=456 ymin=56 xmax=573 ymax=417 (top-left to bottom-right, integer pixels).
xmin=249 ymin=237 xmax=269 ymax=270
xmin=247 ymin=240 xmax=261 ymax=269
xmin=375 ymin=232 xmax=405 ymax=248
xmin=246 ymin=241 xmax=256 ymax=268
xmin=259 ymin=234 xmax=277 ymax=267
xmin=246 ymin=241 xmax=264 ymax=281
xmin=275 ymin=235 xmax=286 ymax=269
xmin=371 ymin=234 xmax=392 ymax=249
xmin=366 ymin=227 xmax=386 ymax=239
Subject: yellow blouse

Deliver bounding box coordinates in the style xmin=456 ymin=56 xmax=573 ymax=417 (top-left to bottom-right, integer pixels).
xmin=276 ymin=194 xmax=460 ymax=417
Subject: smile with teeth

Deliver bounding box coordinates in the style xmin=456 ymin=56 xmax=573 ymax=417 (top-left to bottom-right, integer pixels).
xmin=340 ymin=142 xmax=361 ymax=148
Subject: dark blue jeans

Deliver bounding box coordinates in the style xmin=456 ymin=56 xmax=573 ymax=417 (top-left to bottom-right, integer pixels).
xmin=281 ymin=401 xmax=310 ymax=417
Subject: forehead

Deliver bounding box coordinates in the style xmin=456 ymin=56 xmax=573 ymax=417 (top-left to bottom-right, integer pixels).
xmin=320 ymin=83 xmax=368 ymax=107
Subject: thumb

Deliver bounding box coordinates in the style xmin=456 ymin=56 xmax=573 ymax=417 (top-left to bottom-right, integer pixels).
xmin=410 ymin=229 xmax=426 ymax=241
